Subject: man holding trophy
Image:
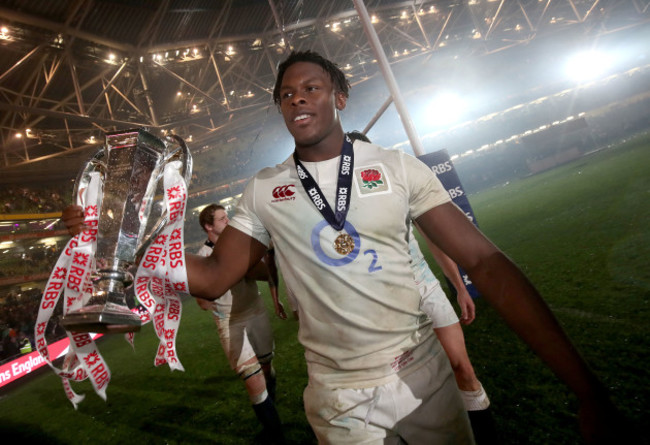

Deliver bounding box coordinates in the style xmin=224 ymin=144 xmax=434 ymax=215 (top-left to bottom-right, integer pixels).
xmin=61 ymin=51 xmax=631 ymax=444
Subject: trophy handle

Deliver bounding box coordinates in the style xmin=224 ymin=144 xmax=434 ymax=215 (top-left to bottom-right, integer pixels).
xmin=69 ymin=133 xmax=192 ymax=260
xmin=134 ymin=134 xmax=193 ymax=259
xmin=73 ymin=148 xmax=106 ymax=206
xmin=165 ymin=134 xmax=193 ymax=186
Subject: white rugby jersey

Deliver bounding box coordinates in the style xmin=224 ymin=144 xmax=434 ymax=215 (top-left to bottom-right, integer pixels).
xmin=408 ymin=226 xmax=460 ymax=328
xmin=229 ymin=140 xmax=451 ymax=388
xmin=197 ymin=243 xmax=266 ymax=322
xmin=408 ymin=226 xmax=444 ymax=298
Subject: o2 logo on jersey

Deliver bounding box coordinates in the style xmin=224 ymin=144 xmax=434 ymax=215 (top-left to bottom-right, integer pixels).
xmin=310 ymin=221 xmax=383 ymax=273
xmin=311 ymin=221 xmax=360 ymax=266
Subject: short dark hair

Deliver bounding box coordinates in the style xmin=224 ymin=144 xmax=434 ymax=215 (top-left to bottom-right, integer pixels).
xmin=347 ymin=131 xmax=371 ymax=143
xmin=199 ymin=204 xmax=225 ymax=231
xmin=273 ymin=50 xmax=350 ymax=106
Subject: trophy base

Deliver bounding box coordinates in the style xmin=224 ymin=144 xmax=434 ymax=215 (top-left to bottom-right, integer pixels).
xmin=60 ymin=303 xmax=142 ymax=334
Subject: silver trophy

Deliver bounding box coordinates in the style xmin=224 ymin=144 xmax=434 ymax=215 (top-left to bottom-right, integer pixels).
xmin=60 ymin=128 xmax=192 ymax=334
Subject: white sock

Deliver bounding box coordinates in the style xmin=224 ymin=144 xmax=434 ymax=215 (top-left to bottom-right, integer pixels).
xmin=461 ymin=383 xmax=490 ymax=411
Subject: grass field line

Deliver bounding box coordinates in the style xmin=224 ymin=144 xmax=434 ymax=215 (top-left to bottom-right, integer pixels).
xmin=551 ymin=306 xmax=627 ymax=324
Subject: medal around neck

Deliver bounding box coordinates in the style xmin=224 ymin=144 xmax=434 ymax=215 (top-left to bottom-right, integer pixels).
xmin=59 ymin=129 xmax=192 ymax=334
xmin=334 ymin=233 xmax=355 ymax=255
xmin=294 ymin=137 xmax=355 ymax=255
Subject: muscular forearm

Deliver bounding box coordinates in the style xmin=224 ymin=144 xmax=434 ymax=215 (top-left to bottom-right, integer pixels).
xmin=187 ymin=225 xmax=267 ymax=300
xmin=416 ymin=202 xmax=628 ymax=442
xmin=429 ymin=239 xmax=465 ymax=293
xmin=186 ymin=253 xmax=234 ymax=300
xmin=416 ymin=222 xmax=462 ymax=290
xmin=467 ymin=251 xmax=604 ymax=400
xmin=416 ymin=203 xmax=604 ymax=400
xmin=244 ymin=260 xmax=271 ymax=281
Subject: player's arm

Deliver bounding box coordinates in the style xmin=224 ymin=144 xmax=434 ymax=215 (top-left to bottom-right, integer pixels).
xmin=244 ymin=259 xmax=272 ymax=281
xmin=63 ymin=204 xmax=263 ymax=302
xmin=414 ymin=222 xmax=475 ymax=324
xmin=243 ymin=247 xmax=287 ymax=320
xmin=415 ymin=201 xmax=624 ymax=444
xmin=187 ymin=225 xmax=267 ymax=301
xmin=195 ymin=297 xmax=214 ymax=311
xmin=264 ymin=247 xmax=287 ymax=320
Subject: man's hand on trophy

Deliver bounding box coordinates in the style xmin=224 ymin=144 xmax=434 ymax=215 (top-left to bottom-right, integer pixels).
xmin=62 ymin=204 xmax=86 ymax=236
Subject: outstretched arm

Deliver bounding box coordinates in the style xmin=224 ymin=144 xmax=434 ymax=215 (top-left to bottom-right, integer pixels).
xmin=195 ymin=297 xmax=214 ymax=311
xmin=415 ymin=201 xmax=628 ymax=444
xmin=187 ymin=225 xmax=267 ymax=301
xmin=264 ymin=247 xmax=287 ymax=320
xmin=415 ymin=222 xmax=475 ymax=324
xmin=241 ymin=247 xmax=287 ymax=320
xmin=63 ymin=204 xmax=266 ymax=302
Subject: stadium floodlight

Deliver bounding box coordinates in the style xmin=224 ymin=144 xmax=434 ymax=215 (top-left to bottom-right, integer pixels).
xmin=565 ymin=50 xmax=613 ymax=82
xmin=426 ymin=91 xmax=466 ymax=127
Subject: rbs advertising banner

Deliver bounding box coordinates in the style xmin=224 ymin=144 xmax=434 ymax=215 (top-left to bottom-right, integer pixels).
xmin=417 ymin=149 xmax=481 ymax=299
xmin=0 ymin=334 xmax=102 ymax=389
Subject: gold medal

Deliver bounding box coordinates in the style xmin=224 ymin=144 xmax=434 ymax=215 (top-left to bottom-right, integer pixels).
xmin=334 ymin=233 xmax=354 ymax=255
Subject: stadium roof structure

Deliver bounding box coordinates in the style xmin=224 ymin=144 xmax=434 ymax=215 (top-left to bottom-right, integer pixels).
xmin=0 ymin=0 xmax=648 ymax=184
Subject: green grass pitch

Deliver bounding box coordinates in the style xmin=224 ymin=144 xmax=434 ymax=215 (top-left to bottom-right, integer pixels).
xmin=1 ymin=135 xmax=648 ymax=444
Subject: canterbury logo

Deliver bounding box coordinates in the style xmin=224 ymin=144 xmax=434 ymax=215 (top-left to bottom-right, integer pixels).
xmin=272 ymin=184 xmax=296 ymax=199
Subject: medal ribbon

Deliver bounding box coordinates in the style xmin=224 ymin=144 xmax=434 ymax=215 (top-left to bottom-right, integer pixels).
xmin=293 ymin=136 xmax=354 ymax=231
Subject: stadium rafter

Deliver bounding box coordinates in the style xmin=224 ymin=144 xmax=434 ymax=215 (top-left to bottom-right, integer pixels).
xmin=0 ymin=0 xmax=647 ymax=182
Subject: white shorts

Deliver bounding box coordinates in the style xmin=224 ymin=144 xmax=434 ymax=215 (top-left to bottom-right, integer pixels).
xmin=303 ymin=354 xmax=474 ymax=444
xmin=214 ymin=310 xmax=274 ymax=370
xmin=420 ymin=284 xmax=459 ymax=329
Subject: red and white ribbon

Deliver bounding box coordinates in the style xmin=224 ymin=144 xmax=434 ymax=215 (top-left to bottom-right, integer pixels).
xmin=34 ymin=172 xmax=110 ymax=408
xmin=35 ymin=161 xmax=190 ymax=407
xmin=134 ymin=161 xmax=189 ymax=372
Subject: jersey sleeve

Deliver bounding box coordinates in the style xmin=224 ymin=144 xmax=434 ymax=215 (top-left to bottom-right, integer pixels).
xmin=228 ymin=177 xmax=272 ymax=247
xmin=196 ymin=244 xmax=212 ymax=257
xmin=401 ymin=151 xmax=451 ymax=219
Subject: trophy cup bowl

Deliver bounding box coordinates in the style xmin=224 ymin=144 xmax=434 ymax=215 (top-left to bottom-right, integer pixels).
xmin=60 ymin=129 xmax=192 ymax=334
